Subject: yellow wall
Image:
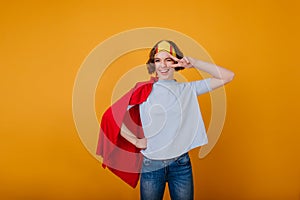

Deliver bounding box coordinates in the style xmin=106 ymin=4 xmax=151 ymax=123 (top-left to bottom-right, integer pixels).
xmin=1 ymin=0 xmax=299 ymax=199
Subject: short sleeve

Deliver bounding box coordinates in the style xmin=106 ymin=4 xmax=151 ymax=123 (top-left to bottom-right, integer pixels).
xmin=188 ymin=78 xmax=212 ymax=96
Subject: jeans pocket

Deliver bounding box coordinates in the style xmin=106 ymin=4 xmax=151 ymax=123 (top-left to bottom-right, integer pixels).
xmin=176 ymin=153 xmax=190 ymax=166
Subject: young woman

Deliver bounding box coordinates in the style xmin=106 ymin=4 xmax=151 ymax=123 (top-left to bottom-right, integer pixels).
xmin=119 ymin=40 xmax=235 ymax=200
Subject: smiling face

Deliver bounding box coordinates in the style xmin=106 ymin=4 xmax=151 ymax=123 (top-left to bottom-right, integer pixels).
xmin=154 ymin=51 xmax=176 ymax=80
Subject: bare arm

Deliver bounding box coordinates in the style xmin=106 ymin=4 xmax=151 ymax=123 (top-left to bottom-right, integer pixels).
xmin=189 ymin=58 xmax=235 ymax=90
xmin=170 ymin=55 xmax=235 ymax=90
xmin=120 ymin=123 xmax=147 ymax=149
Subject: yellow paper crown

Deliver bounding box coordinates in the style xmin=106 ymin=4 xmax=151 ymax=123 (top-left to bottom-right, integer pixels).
xmin=155 ymin=40 xmax=176 ymax=57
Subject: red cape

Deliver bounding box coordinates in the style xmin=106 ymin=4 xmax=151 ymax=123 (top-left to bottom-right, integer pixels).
xmin=96 ymin=77 xmax=156 ymax=188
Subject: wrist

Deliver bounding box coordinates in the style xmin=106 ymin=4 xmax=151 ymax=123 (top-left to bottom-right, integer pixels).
xmin=135 ymin=138 xmax=140 ymax=148
xmin=187 ymin=57 xmax=197 ymax=68
xmin=192 ymin=59 xmax=202 ymax=69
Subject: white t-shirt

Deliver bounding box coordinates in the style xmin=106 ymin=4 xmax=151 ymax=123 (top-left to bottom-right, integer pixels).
xmin=139 ymin=78 xmax=212 ymax=160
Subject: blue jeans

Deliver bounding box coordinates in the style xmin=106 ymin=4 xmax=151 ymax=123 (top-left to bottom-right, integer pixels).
xmin=140 ymin=153 xmax=194 ymax=200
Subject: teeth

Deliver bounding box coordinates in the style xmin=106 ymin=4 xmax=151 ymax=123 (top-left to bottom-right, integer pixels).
xmin=160 ymin=69 xmax=169 ymax=73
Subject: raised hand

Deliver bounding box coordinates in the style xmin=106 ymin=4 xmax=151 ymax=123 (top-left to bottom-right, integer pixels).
xmin=169 ymin=54 xmax=194 ymax=69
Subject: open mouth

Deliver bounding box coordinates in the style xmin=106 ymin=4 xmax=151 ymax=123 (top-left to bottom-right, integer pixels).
xmin=159 ymin=69 xmax=170 ymax=74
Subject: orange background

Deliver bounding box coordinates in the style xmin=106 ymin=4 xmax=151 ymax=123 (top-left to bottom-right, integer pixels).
xmin=1 ymin=0 xmax=299 ymax=199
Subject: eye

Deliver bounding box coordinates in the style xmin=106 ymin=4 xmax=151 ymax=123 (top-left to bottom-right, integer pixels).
xmin=154 ymin=59 xmax=160 ymax=63
xmin=166 ymin=58 xmax=174 ymax=62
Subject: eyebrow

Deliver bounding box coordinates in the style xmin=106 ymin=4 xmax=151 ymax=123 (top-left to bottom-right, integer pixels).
xmin=154 ymin=56 xmax=172 ymax=59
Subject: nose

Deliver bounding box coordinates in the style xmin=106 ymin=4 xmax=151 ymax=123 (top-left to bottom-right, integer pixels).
xmin=161 ymin=61 xmax=167 ymax=68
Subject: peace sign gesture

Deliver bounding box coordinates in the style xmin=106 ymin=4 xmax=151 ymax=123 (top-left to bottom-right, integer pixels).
xmin=169 ymin=54 xmax=194 ymax=69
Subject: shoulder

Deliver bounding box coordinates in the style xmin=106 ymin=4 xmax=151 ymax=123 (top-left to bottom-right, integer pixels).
xmin=134 ymin=77 xmax=157 ymax=89
xmin=130 ymin=79 xmax=155 ymax=104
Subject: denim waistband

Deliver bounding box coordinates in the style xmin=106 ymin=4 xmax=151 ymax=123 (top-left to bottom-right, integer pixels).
xmin=143 ymin=152 xmax=188 ymax=162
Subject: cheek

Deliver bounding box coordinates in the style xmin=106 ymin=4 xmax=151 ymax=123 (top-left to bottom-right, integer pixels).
xmin=154 ymin=62 xmax=160 ymax=69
